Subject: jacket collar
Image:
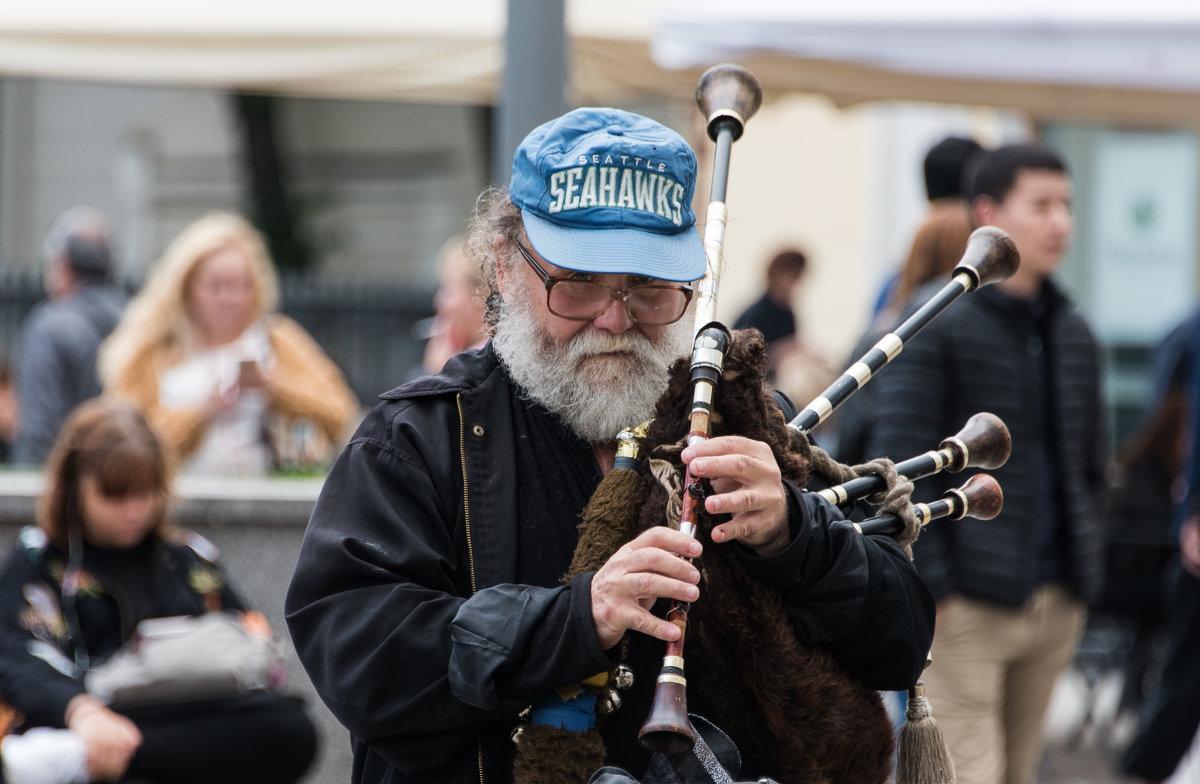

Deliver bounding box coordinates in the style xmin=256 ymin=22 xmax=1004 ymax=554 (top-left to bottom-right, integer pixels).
xmin=978 ymin=276 xmax=1071 ymax=319
xmin=378 ymin=342 xmax=498 ymax=401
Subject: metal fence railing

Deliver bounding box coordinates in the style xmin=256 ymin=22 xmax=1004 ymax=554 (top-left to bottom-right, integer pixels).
xmin=277 ymin=275 xmax=437 ymax=405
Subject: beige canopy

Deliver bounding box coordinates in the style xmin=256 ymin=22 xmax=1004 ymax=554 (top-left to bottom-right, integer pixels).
xmin=0 ymin=1 xmax=698 ymax=104
xmin=5 ymin=1 xmax=1200 ymax=122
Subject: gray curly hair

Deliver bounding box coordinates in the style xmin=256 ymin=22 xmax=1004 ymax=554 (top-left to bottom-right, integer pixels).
xmin=463 ymin=186 xmax=526 ymax=334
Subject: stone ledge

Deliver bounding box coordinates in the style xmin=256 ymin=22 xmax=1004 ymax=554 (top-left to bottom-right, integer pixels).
xmin=0 ymin=471 xmax=324 ymax=527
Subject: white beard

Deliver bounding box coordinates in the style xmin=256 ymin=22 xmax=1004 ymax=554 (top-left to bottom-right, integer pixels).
xmin=492 ymin=287 xmax=692 ymax=443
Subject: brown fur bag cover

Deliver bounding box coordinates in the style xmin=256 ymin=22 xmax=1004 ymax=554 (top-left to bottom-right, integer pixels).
xmin=514 ymin=330 xmax=894 ymax=784
xmin=636 ymin=330 xmax=894 ymax=783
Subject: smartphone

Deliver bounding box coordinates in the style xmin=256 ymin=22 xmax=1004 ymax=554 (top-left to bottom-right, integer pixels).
xmin=238 ymin=359 xmax=259 ymax=384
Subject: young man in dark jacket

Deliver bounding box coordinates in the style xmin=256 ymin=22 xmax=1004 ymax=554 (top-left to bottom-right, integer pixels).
xmin=285 ymin=107 xmax=935 ymax=784
xmin=865 ymin=143 xmax=1109 ymax=784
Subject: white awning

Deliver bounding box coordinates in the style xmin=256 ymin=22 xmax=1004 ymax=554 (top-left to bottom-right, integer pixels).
xmin=651 ymin=0 xmax=1200 ymax=124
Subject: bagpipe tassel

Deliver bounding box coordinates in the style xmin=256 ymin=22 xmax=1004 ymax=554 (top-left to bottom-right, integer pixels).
xmin=566 ymin=422 xmax=651 ymax=580
xmin=895 ymin=681 xmax=956 ymax=784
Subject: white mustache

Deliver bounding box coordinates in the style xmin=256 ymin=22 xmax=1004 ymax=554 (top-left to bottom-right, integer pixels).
xmin=565 ymin=330 xmax=647 ymax=362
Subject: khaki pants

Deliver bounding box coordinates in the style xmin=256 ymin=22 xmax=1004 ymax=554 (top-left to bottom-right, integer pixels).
xmin=921 ymin=585 xmax=1085 ymax=784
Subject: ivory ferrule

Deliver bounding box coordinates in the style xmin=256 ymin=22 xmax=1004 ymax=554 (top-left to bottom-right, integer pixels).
xmin=804 ymin=396 xmax=834 ymax=424
xmin=691 ymin=345 xmax=726 ymax=370
xmin=948 ymin=488 xmax=968 ymax=519
xmin=847 ymin=361 xmax=873 ymax=386
xmin=820 ymin=484 xmax=849 ymax=505
xmin=876 ymin=333 xmax=904 ymax=361
xmin=691 ymin=381 xmax=715 ymax=408
xmin=943 ymin=437 xmax=969 ymax=469
xmin=706 ymin=109 xmax=746 ymax=129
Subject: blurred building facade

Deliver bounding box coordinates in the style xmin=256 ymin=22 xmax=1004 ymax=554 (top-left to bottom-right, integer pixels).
xmin=0 ymin=76 xmax=1196 ymax=442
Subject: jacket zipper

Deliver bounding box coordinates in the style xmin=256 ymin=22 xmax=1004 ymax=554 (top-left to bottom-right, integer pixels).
xmin=457 ymin=393 xmax=478 ymax=596
xmin=456 ymin=393 xmax=485 ymax=784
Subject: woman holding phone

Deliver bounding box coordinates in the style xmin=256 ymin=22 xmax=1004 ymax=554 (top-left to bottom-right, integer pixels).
xmin=98 ymin=213 xmax=359 ymax=476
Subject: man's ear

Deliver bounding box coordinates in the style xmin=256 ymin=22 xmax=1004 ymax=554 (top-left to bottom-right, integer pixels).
xmin=972 ymin=196 xmax=997 ymax=228
xmin=493 ymin=236 xmax=514 ymax=295
xmin=44 ymin=255 xmax=72 ymax=297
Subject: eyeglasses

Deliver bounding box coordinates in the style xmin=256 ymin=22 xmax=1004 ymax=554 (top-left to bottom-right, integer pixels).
xmin=515 ymin=242 xmax=693 ymax=326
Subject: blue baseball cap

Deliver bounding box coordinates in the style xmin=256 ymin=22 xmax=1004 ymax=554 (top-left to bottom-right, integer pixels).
xmin=509 ymin=107 xmax=706 ymax=283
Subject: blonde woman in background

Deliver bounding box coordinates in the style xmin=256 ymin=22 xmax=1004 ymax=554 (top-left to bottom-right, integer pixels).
xmin=98 ymin=212 xmax=359 ymax=475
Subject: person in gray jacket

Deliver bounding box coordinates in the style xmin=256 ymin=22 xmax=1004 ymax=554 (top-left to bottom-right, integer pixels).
xmin=865 ymin=143 xmax=1109 ymax=784
xmin=12 ymin=207 xmax=125 ymax=466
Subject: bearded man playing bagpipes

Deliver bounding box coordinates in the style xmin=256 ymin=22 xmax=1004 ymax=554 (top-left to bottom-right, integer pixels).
xmin=285 ymin=98 xmax=936 ymax=784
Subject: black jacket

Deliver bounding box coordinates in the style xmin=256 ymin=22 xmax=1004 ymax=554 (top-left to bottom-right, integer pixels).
xmin=864 ymin=280 xmax=1109 ymax=607
xmin=0 ymin=527 xmax=246 ymax=728
xmin=285 ymin=344 xmax=934 ymax=784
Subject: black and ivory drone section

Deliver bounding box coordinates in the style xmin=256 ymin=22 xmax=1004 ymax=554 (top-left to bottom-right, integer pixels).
xmin=790 ymin=331 xmax=904 ymax=435
xmin=817 ymin=413 xmax=1011 ymax=510
xmin=853 ymin=474 xmax=1004 ymax=537
xmin=788 ymin=226 xmax=1019 ymax=437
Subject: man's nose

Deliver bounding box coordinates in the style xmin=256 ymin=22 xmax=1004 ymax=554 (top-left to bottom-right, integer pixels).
xmin=1053 ymin=203 xmax=1074 ymax=234
xmin=591 ymin=295 xmax=634 ymax=332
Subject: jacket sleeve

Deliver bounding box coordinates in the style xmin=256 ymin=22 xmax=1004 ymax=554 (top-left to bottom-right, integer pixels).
xmin=736 ymin=485 xmax=935 ymax=690
xmin=284 ymin=428 xmax=612 ymax=776
xmin=0 ymin=546 xmax=86 ymax=728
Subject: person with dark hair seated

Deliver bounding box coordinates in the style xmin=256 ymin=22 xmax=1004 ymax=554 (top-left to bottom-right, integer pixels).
xmin=0 ymin=398 xmax=316 ymax=784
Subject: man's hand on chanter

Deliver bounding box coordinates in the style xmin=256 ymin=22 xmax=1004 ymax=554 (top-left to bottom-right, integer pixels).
xmin=590 ymin=527 xmax=702 ymax=651
xmin=682 ymin=435 xmax=790 ymax=557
